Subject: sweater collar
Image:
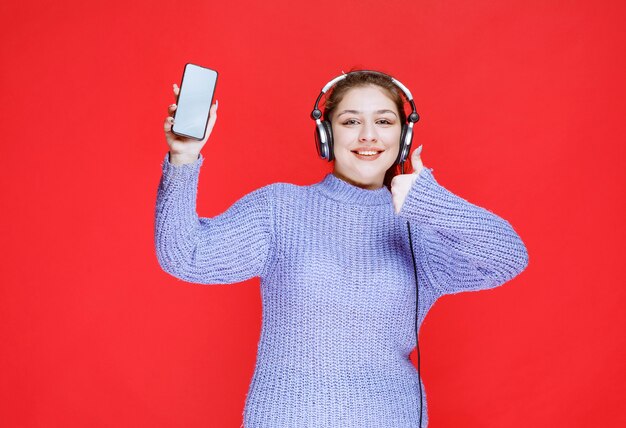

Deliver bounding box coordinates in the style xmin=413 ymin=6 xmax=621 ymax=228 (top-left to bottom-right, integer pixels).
xmin=314 ymin=173 xmax=392 ymax=206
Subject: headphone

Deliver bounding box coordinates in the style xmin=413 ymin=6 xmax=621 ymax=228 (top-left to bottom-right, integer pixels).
xmin=310 ymin=70 xmax=420 ymax=170
xmin=311 ymin=70 xmax=425 ymax=428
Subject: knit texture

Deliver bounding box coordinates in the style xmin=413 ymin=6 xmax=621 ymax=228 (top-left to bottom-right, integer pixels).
xmin=154 ymin=152 xmax=529 ymax=428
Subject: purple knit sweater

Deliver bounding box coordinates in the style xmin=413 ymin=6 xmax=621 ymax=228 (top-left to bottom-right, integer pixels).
xmin=154 ymin=152 xmax=528 ymax=427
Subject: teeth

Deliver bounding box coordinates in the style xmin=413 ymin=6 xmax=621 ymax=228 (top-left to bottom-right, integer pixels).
xmin=356 ymin=151 xmax=380 ymax=155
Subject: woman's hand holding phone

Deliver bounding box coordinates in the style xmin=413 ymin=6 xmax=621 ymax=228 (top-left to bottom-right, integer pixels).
xmin=164 ymin=83 xmax=218 ymax=166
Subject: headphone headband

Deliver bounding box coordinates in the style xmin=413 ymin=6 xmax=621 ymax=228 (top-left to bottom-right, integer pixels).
xmin=311 ymin=70 xmax=419 ymax=123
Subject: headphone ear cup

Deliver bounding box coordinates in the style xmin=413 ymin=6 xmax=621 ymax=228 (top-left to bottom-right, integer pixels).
xmin=322 ymin=120 xmax=334 ymax=161
xmin=397 ymin=124 xmax=414 ymax=165
xmin=315 ymin=120 xmax=333 ymax=161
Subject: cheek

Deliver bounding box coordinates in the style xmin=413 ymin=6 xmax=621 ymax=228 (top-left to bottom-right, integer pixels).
xmin=384 ymin=128 xmax=402 ymax=147
xmin=331 ymin=128 xmax=355 ymax=148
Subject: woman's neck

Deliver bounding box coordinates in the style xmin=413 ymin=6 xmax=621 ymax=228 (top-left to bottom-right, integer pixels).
xmin=331 ymin=170 xmax=384 ymax=190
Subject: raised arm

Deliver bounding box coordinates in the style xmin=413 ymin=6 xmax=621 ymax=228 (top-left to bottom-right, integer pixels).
xmin=154 ymin=152 xmax=275 ymax=284
xmin=397 ymin=167 xmax=529 ymax=297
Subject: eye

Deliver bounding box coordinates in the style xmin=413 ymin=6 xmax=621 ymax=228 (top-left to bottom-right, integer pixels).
xmin=376 ymin=118 xmax=394 ymax=125
xmin=342 ymin=119 xmax=360 ymax=125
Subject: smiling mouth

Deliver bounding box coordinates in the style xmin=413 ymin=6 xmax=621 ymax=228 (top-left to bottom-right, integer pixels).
xmin=352 ymin=150 xmax=384 ymax=160
xmin=351 ymin=150 xmax=384 ymax=155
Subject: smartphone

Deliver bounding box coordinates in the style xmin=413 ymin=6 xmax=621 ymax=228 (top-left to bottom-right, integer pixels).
xmin=172 ymin=63 xmax=218 ymax=140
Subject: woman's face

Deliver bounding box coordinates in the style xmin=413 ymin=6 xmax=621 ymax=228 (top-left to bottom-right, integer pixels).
xmin=330 ymin=85 xmax=401 ymax=190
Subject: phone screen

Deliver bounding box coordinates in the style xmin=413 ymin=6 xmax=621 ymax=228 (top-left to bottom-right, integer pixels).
xmin=172 ymin=64 xmax=218 ymax=140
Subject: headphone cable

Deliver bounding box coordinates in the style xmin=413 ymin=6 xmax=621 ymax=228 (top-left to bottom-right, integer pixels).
xmin=402 ymin=162 xmax=424 ymax=428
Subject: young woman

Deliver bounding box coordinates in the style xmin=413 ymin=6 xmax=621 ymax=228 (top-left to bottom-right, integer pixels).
xmin=155 ymin=70 xmax=529 ymax=428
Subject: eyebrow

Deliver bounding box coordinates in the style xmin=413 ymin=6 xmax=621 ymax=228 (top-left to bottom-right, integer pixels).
xmin=336 ymin=109 xmax=398 ymax=118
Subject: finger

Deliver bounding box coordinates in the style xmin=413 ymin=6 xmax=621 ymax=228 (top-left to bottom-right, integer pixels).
xmin=164 ymin=116 xmax=174 ymax=133
xmin=173 ymin=83 xmax=180 ymax=98
xmin=411 ymin=145 xmax=424 ymax=173
xmin=168 ymin=103 xmax=177 ymax=116
xmin=208 ymin=101 xmax=218 ymax=126
xmin=201 ymin=102 xmax=218 ymax=143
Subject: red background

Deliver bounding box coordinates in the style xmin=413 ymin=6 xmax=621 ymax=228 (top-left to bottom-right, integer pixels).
xmin=1 ymin=0 xmax=625 ymax=426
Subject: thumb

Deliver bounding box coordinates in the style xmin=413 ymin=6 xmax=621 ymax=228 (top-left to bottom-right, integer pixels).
xmin=411 ymin=145 xmax=423 ymax=174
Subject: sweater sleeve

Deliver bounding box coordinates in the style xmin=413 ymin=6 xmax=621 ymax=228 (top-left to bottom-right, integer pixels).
xmin=397 ymin=166 xmax=529 ymax=297
xmin=154 ymin=152 xmax=275 ymax=284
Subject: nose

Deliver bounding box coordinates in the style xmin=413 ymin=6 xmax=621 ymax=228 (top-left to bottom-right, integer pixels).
xmin=358 ymin=121 xmax=378 ymax=142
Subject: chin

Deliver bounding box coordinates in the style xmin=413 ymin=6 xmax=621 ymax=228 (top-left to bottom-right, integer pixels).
xmin=336 ymin=152 xmax=393 ymax=176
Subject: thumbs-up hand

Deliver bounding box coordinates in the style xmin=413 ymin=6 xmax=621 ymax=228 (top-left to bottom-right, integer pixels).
xmin=391 ymin=145 xmax=424 ymax=214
